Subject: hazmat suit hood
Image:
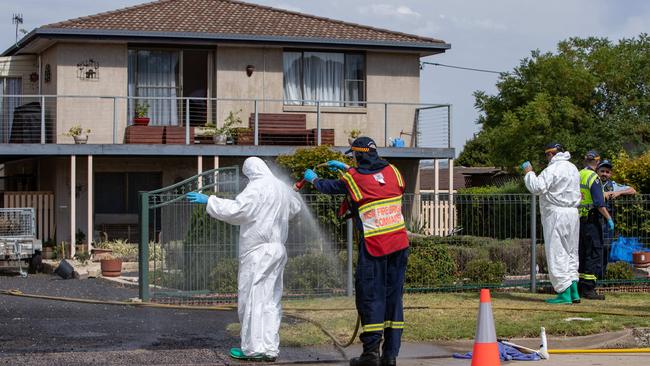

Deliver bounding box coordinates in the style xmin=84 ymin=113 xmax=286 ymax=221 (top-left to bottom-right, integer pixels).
xmin=242 ymin=156 xmax=273 ymax=181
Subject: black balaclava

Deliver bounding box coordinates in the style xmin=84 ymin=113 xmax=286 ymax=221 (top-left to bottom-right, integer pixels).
xmin=347 ymin=137 xmax=389 ymax=173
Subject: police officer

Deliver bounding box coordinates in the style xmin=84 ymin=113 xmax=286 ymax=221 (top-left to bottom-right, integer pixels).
xmin=597 ymin=159 xmax=636 ymax=273
xmin=578 ymin=150 xmax=614 ymax=300
xmin=304 ymin=137 xmax=408 ymax=366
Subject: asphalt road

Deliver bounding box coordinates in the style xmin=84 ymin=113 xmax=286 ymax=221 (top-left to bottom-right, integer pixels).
xmin=1 ymin=273 xmax=648 ymax=365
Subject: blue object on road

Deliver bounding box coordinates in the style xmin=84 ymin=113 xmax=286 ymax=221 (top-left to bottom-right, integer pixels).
xmin=452 ymin=341 xmax=541 ymax=361
xmin=187 ymin=191 xmax=208 ymax=204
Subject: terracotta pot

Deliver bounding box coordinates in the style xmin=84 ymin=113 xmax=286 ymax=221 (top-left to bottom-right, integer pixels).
xmin=100 ymin=258 xmax=123 ymax=277
xmin=133 ymin=117 xmax=150 ymax=126
xmin=633 ymin=252 xmax=650 ymax=268
xmin=43 ymin=247 xmax=54 ymax=259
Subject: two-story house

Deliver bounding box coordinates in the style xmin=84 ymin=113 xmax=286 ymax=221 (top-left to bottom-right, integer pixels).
xmin=0 ymin=0 xmax=453 ymax=254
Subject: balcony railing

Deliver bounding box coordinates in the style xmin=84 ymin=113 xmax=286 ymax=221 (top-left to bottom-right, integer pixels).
xmin=0 ymin=95 xmax=451 ymax=148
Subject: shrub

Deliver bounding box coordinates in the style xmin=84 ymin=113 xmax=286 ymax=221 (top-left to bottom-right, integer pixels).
xmin=488 ymin=239 xmax=530 ymax=275
xmin=463 ymin=259 xmax=506 ymax=284
xmin=605 ymin=261 xmax=635 ymax=280
xmin=406 ymin=237 xmax=457 ymax=287
xmin=276 ymin=145 xmax=352 ymax=183
xmin=612 ymin=150 xmax=650 ymax=193
xmin=209 ymin=258 xmax=239 ymax=293
xmin=284 ymin=252 xmax=344 ymax=293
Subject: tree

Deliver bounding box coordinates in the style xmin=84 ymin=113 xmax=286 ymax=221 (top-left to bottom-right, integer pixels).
xmin=459 ymin=34 xmax=650 ymax=169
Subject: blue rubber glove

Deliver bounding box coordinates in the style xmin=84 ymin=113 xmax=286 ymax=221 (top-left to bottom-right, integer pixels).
xmin=520 ymin=161 xmax=532 ymax=171
xmin=326 ymin=160 xmax=349 ymax=171
xmin=607 ymin=218 xmax=615 ymax=232
xmin=304 ymin=169 xmax=318 ymax=183
xmin=187 ymin=191 xmax=208 ymax=204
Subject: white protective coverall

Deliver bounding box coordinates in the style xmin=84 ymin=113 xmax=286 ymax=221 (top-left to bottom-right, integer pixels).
xmin=206 ymin=157 xmax=302 ymax=357
xmin=524 ymin=151 xmax=581 ymax=293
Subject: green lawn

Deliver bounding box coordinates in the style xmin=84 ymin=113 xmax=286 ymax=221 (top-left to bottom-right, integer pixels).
xmin=227 ymin=292 xmax=650 ymax=346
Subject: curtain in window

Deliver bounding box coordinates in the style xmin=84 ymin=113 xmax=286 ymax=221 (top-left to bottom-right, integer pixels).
xmin=303 ymin=52 xmax=344 ymax=106
xmin=0 ymin=78 xmax=22 ymax=143
xmin=128 ymin=50 xmax=179 ymax=126
xmin=283 ymin=52 xmax=302 ymax=105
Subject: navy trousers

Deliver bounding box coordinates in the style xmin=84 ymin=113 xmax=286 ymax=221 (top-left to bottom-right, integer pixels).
xmin=355 ymin=244 xmax=408 ymax=358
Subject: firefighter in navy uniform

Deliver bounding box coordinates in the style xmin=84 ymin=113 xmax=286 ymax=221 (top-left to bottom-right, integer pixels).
xmin=578 ymin=150 xmax=614 ymax=300
xmin=303 ymin=137 xmax=408 ymax=366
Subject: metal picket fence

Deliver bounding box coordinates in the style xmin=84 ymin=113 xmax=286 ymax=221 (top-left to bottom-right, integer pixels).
xmin=139 ymin=177 xmax=650 ymax=303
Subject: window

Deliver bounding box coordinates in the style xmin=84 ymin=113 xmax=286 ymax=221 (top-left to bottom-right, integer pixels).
xmin=128 ymin=49 xmax=180 ymax=126
xmin=283 ymin=51 xmax=365 ymax=107
xmin=95 ymin=172 xmax=162 ymax=214
xmin=0 ymin=77 xmax=22 ymax=143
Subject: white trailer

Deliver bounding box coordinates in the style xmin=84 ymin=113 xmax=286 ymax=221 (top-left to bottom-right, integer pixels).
xmin=0 ymin=208 xmax=41 ymax=276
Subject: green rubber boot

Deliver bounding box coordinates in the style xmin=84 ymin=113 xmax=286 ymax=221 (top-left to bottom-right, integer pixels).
xmin=229 ymin=348 xmax=276 ymax=362
xmin=570 ymin=281 xmax=581 ymax=303
xmin=545 ymin=287 xmax=572 ymax=304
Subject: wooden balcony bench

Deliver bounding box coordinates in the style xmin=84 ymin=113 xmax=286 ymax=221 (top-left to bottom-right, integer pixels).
xmin=248 ymin=113 xmax=311 ymax=145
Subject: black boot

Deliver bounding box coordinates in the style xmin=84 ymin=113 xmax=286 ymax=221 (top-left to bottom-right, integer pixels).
xmin=582 ymin=289 xmax=605 ymax=300
xmin=581 ymin=280 xmax=605 ymax=300
xmin=381 ymin=356 xmax=396 ymax=366
xmin=350 ymin=350 xmax=380 ymax=366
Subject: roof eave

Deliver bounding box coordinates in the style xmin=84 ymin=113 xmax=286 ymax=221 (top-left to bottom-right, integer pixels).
xmin=4 ymin=27 xmax=451 ymax=56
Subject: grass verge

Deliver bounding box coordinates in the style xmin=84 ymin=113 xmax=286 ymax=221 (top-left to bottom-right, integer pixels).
xmin=248 ymin=292 xmax=650 ymax=346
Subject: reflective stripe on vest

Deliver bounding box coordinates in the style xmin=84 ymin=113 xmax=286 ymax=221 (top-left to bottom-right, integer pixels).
xmin=579 ymin=169 xmax=600 ymax=217
xmin=388 ymin=164 xmax=404 ymax=188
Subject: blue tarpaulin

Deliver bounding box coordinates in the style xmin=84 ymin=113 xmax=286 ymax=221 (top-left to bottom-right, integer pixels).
xmin=452 ymin=341 xmax=541 ymax=361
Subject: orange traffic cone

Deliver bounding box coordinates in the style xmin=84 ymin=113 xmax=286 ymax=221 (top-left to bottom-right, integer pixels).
xmin=471 ymin=289 xmax=500 ymax=366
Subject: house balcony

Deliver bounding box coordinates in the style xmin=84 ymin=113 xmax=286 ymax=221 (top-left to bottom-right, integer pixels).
xmin=0 ymin=95 xmax=453 ymax=159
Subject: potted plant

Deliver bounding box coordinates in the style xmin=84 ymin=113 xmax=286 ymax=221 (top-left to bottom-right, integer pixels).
xmin=91 ymin=240 xmax=113 ymax=261
xmin=65 ymin=125 xmax=91 ymax=144
xmin=100 ymin=254 xmax=123 ymax=277
xmin=133 ymin=102 xmax=150 ymax=126
xmin=346 ymin=128 xmax=362 ymax=145
xmin=215 ymin=109 xmax=243 ymax=145
xmin=42 ymin=239 xmax=56 ymax=260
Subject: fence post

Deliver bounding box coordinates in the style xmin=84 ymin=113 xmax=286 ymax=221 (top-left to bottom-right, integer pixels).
xmin=139 ymin=191 xmax=150 ymax=301
xmin=185 ymin=99 xmax=190 ymax=145
xmin=316 ymin=101 xmax=321 ymax=145
xmin=530 ymin=194 xmax=537 ymax=293
xmin=347 ymin=218 xmax=354 ymax=297
xmin=40 ymin=95 xmax=46 ymax=144
xmin=254 ymin=99 xmax=259 ymax=146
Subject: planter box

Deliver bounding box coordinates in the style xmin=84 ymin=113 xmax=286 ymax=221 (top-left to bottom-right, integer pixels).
xmin=164 ymin=126 xmax=194 ymax=144
xmin=124 ymin=126 xmax=164 ymax=144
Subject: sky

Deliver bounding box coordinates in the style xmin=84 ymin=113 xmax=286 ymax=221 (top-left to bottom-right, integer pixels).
xmin=1 ymin=0 xmax=649 ymax=155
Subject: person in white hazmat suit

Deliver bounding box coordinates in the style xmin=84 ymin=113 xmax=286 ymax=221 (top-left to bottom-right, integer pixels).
xmin=521 ymin=142 xmax=581 ymax=304
xmin=187 ymin=157 xmax=302 ymax=361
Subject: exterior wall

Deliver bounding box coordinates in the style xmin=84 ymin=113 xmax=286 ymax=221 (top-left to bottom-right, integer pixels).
xmin=215 ymin=47 xmax=421 ymax=147
xmin=40 ymin=46 xmax=58 ymax=128
xmin=53 ymin=43 xmax=128 ymax=144
xmin=0 ymin=55 xmax=38 ymax=94
xmin=40 ymin=42 xmax=421 ymax=148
